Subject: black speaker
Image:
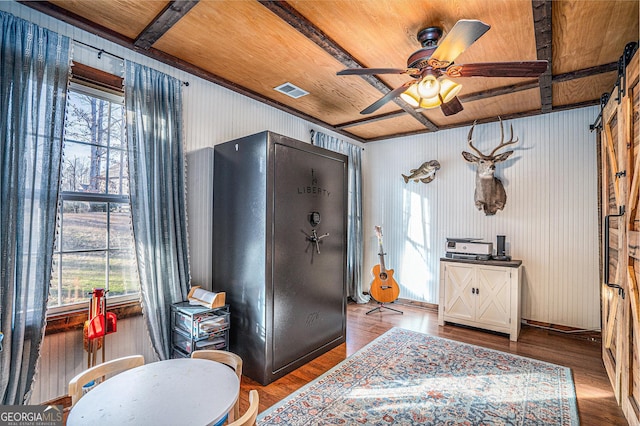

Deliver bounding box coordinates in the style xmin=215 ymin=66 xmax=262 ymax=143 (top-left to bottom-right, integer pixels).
xmin=495 ymin=235 xmax=510 ymax=260
xmin=497 ymin=235 xmax=505 ymax=256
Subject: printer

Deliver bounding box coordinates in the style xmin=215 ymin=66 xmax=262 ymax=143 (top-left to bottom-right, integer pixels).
xmin=445 ymin=238 xmax=493 ymax=260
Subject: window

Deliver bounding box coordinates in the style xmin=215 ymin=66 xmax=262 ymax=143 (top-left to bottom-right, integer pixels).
xmin=49 ymin=81 xmax=139 ymax=312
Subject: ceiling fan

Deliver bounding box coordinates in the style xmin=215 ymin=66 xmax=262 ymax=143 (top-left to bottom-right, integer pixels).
xmin=337 ymin=20 xmax=548 ymax=116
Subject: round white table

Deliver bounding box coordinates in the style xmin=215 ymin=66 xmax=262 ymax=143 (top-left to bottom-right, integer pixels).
xmin=67 ymin=358 xmax=240 ymax=426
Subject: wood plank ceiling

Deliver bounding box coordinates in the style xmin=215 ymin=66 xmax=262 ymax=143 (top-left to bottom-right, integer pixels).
xmin=21 ymin=0 xmax=639 ymax=142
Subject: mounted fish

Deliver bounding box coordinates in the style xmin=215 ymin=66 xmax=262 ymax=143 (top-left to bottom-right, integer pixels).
xmin=402 ymin=160 xmax=441 ymax=184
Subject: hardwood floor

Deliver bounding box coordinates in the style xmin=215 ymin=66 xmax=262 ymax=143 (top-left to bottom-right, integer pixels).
xmin=238 ymin=300 xmax=628 ymax=425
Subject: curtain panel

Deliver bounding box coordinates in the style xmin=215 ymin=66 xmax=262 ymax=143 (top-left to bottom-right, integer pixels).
xmin=312 ymin=131 xmax=369 ymax=304
xmin=0 ymin=11 xmax=70 ymax=404
xmin=124 ymin=61 xmax=190 ymax=360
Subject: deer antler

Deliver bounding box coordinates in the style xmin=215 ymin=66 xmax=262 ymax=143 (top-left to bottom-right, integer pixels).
xmin=466 ymin=120 xmax=489 ymax=159
xmin=488 ymin=117 xmax=519 ymax=157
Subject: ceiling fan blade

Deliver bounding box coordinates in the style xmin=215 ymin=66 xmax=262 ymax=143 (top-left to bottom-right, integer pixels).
xmin=445 ymin=61 xmax=548 ymax=78
xmin=429 ymin=20 xmax=491 ymax=68
xmin=361 ymin=82 xmax=413 ymax=114
xmin=440 ymin=97 xmax=464 ymax=116
xmin=337 ymin=67 xmax=418 ymax=76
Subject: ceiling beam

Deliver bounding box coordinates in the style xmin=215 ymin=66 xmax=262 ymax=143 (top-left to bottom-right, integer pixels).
xmin=336 ymin=111 xmax=407 ymax=129
xmin=458 ymin=80 xmax=540 ymax=103
xmin=552 ymin=62 xmax=618 ymax=83
xmin=532 ymin=0 xmax=553 ymax=113
xmin=134 ymin=0 xmax=199 ymax=50
xmin=258 ymin=0 xmax=440 ymax=132
xmin=17 ymin=1 xmax=366 ymax=143
xmin=363 ymin=98 xmax=601 ymax=142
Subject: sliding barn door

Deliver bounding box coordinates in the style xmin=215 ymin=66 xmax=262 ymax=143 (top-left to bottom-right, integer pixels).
xmin=600 ymin=49 xmax=639 ymax=426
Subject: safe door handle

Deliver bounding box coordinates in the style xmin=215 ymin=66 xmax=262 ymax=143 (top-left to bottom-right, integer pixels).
xmin=303 ymin=229 xmax=329 ymax=254
xmin=604 ymin=206 xmax=625 ymax=298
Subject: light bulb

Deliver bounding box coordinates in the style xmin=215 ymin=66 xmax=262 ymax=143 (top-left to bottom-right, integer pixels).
xmin=419 ymin=94 xmax=441 ymax=109
xmin=400 ymin=83 xmax=420 ymax=107
xmin=438 ymin=77 xmax=462 ymax=103
xmin=417 ymin=74 xmax=440 ymax=99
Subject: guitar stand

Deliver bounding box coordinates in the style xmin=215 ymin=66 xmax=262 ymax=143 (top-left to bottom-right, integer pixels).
xmin=366 ymin=302 xmax=403 ymax=315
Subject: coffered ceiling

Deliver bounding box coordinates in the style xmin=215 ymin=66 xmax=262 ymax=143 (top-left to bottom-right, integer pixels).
xmin=22 ymin=0 xmax=639 ymax=142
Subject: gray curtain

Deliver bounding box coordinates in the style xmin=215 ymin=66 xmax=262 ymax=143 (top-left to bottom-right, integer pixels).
xmin=312 ymin=131 xmax=369 ymax=304
xmin=124 ymin=61 xmax=190 ymax=360
xmin=0 ymin=11 xmax=70 ymax=404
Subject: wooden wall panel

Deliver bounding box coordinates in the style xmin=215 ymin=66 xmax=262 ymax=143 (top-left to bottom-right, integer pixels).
xmin=553 ymin=72 xmax=619 ymax=107
xmin=152 ymin=0 xmax=400 ymax=126
xmin=634 ymin=316 xmax=639 ymax=421
xmin=48 ymin=0 xmax=167 ymax=40
xmin=553 ymin=0 xmax=639 ymax=74
xmin=291 ymin=0 xmax=538 ymax=96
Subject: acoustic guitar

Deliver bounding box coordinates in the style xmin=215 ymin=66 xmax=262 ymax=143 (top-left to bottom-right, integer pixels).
xmin=370 ymin=226 xmax=400 ymax=303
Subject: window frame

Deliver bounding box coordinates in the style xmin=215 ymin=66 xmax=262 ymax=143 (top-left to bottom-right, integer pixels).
xmin=47 ymin=66 xmax=140 ymax=319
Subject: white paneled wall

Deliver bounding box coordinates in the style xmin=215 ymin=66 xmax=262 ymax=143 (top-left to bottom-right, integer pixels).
xmin=363 ymin=108 xmax=600 ymax=330
xmin=29 ymin=316 xmax=157 ymax=404
xmin=181 ymin=77 xmax=360 ymax=288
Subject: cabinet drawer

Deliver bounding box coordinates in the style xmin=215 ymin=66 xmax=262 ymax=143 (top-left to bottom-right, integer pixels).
xmin=172 ymin=330 xmax=193 ymax=353
xmin=173 ymin=329 xmax=228 ymax=354
xmin=194 ymin=331 xmax=228 ymax=351
xmin=174 ymin=310 xmax=230 ymax=339
xmin=172 ymin=348 xmax=189 ymax=359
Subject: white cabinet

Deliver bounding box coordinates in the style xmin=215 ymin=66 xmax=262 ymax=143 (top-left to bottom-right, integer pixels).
xmin=438 ymin=259 xmax=522 ymax=341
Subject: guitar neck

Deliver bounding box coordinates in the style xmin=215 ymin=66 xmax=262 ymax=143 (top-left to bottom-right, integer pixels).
xmin=378 ymin=241 xmax=387 ymax=273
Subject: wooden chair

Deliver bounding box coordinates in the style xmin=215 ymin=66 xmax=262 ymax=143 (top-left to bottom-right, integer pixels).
xmin=191 ymin=349 xmax=243 ymax=421
xmin=227 ymin=390 xmax=259 ymax=426
xmin=68 ymin=355 xmax=144 ymax=407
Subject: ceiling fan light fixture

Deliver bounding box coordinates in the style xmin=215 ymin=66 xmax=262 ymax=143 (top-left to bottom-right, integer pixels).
xmin=437 ymin=76 xmax=462 ymax=103
xmin=416 ymin=74 xmax=440 ymax=99
xmin=400 ymin=83 xmax=420 ymax=107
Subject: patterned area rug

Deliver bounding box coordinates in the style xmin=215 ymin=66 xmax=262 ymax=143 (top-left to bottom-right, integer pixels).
xmin=258 ymin=327 xmax=579 ymax=425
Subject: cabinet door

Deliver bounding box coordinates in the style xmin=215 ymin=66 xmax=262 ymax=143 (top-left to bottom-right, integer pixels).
xmin=475 ymin=266 xmax=512 ymax=328
xmin=442 ymin=263 xmax=475 ymax=322
xmin=271 ymin=143 xmax=346 ymax=373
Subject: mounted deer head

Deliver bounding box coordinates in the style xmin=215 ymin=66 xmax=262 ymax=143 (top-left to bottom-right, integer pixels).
xmin=462 ymin=117 xmax=518 ymax=215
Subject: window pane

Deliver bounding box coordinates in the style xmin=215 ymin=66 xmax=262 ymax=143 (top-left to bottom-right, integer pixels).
xmin=109 ymin=249 xmax=139 ymax=297
xmin=108 ymin=148 xmax=129 ymax=195
xmin=61 ymin=142 xmax=107 ymax=193
xmin=109 ymin=207 xmax=133 ymax=249
xmin=108 ymin=103 xmax=125 ymax=149
xmin=60 ymin=252 xmax=107 ymax=305
xmin=61 ymin=202 xmax=107 ymax=251
xmin=50 ymin=257 xmax=60 ymax=306
xmin=65 ymin=92 xmax=112 ymax=146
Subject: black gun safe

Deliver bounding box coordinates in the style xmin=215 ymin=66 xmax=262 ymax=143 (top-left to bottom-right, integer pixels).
xmin=212 ymin=131 xmax=347 ymax=385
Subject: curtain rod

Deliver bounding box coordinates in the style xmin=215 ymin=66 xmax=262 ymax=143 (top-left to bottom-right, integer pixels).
xmin=73 ymin=39 xmax=124 ymax=61
xmin=71 ymin=39 xmax=190 ymax=86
